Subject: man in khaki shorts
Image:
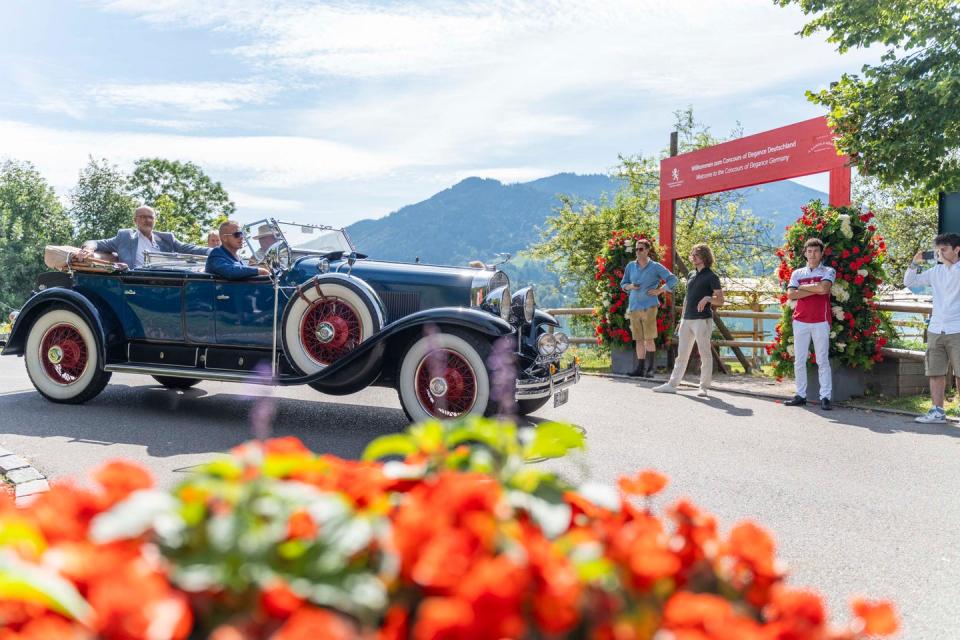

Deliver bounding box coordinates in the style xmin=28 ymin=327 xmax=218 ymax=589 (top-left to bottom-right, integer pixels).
xmin=620 ymin=239 xmax=677 ymax=377
xmin=904 ymin=232 xmax=960 ymax=423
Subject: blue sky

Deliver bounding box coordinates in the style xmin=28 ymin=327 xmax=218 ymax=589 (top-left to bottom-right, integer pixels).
xmin=0 ymin=0 xmax=879 ymax=228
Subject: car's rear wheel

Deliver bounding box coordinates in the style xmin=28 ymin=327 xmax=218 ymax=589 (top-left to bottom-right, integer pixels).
xmin=152 ymin=376 xmax=200 ymax=389
xmin=397 ymin=329 xmax=495 ymax=422
xmin=24 ymin=308 xmax=111 ymax=404
xmin=283 ymin=278 xmax=382 ymax=375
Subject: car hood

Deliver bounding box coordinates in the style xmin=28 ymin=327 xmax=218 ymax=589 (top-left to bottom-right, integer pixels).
xmin=288 ymin=258 xmax=508 ymax=315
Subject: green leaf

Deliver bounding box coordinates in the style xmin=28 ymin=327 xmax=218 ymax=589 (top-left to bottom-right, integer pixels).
xmin=362 ymin=433 xmax=418 ymax=461
xmin=446 ymin=418 xmax=516 ymax=454
xmin=0 ymin=552 xmax=93 ymax=623
xmin=524 ymin=421 xmax=585 ymax=460
xmin=409 ymin=420 xmax=445 ymax=453
xmin=0 ymin=518 xmax=47 ymax=556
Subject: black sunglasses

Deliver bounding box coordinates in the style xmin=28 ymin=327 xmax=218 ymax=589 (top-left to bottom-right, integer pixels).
xmin=228 ymin=231 xmax=244 ymax=238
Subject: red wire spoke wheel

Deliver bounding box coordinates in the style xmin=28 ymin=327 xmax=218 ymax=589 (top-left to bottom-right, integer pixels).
xmin=39 ymin=323 xmax=88 ymax=385
xmin=414 ymin=348 xmax=478 ymax=418
xmin=299 ymin=298 xmax=363 ymax=365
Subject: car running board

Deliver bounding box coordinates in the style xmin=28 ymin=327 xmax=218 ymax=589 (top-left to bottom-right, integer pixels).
xmin=103 ymin=363 xmax=279 ymax=385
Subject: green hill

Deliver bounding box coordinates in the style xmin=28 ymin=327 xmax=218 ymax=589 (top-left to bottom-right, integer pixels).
xmin=345 ymin=173 xmax=827 ymax=306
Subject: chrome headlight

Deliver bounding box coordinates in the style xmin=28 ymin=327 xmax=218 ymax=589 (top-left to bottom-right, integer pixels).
xmin=511 ymin=286 xmax=536 ymax=323
xmin=554 ymin=331 xmax=569 ymax=353
xmin=536 ymin=332 xmax=557 ymax=356
xmin=471 ymin=269 xmax=510 ymax=308
xmin=483 ymin=286 xmax=511 ymax=321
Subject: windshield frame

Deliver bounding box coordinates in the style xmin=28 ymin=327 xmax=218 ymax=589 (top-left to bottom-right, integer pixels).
xmin=243 ymin=218 xmax=355 ymax=257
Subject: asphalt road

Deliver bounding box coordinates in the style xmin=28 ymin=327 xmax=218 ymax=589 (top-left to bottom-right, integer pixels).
xmin=1 ymin=354 xmax=958 ymax=638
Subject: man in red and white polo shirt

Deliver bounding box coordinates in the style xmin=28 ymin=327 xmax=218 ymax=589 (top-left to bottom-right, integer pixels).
xmin=785 ymin=237 xmax=836 ymax=410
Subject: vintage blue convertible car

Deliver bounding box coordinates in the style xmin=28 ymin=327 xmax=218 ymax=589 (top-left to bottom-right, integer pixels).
xmin=1 ymin=220 xmax=579 ymax=421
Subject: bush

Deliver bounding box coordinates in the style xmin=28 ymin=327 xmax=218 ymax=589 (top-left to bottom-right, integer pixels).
xmin=767 ymin=201 xmax=895 ymax=378
xmin=593 ymin=230 xmax=675 ymax=350
xmin=0 ymin=418 xmax=898 ymax=639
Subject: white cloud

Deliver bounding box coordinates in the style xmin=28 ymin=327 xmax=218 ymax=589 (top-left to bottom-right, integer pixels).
xmin=230 ymin=190 xmax=303 ymax=213
xmin=131 ymin=118 xmax=205 ymax=131
xmin=92 ymin=80 xmax=277 ymax=112
xmin=0 ymin=119 xmax=403 ymax=191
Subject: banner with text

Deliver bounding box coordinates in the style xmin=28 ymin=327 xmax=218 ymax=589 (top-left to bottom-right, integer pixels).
xmin=660 ymin=117 xmax=848 ymax=200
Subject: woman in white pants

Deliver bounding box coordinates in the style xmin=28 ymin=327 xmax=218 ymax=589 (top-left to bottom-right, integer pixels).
xmin=653 ymin=244 xmax=724 ymax=396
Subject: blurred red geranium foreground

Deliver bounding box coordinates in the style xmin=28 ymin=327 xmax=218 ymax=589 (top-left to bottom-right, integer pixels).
xmin=0 ymin=418 xmax=897 ymax=639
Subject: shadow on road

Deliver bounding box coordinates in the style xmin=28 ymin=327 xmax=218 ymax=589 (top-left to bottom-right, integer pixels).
xmin=603 ymin=375 xmax=960 ymax=438
xmin=684 ymin=394 xmax=753 ymax=417
xmin=0 ymin=383 xmax=411 ymax=460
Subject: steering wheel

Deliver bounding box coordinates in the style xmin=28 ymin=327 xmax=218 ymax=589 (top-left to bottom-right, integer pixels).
xmin=261 ymin=240 xmax=290 ymax=269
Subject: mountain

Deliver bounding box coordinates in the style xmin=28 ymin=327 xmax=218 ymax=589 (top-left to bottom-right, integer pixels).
xmin=346 ymin=173 xmax=827 ymax=266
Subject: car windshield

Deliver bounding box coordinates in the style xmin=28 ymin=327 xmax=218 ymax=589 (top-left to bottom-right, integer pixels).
xmin=243 ymin=219 xmax=354 ymax=256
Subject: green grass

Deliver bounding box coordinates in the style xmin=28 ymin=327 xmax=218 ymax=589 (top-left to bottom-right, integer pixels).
xmin=568 ymin=346 xmax=610 ymax=373
xmin=852 ymin=390 xmax=960 ymax=417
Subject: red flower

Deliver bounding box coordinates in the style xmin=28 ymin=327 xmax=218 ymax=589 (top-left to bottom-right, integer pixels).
xmin=852 ymin=246 xmax=860 ymax=254
xmin=851 ymin=598 xmax=899 ymax=635
xmin=840 ymin=250 xmax=850 ymax=259
xmin=619 ymin=470 xmax=669 ymax=497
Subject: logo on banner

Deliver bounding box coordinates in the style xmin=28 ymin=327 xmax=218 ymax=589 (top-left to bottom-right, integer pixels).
xmin=667 ymin=166 xmax=683 ymax=189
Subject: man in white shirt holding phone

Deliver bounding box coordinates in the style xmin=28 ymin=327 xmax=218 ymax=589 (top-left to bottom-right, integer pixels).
xmin=904 ymin=233 xmax=960 ymax=424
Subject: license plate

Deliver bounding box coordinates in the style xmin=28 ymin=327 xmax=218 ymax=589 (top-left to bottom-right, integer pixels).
xmin=553 ymin=388 xmax=569 ymax=408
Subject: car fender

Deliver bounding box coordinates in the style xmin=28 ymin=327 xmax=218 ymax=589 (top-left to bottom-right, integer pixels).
xmin=1 ymin=288 xmax=118 ymax=362
xmin=278 ymin=307 xmax=513 ymax=387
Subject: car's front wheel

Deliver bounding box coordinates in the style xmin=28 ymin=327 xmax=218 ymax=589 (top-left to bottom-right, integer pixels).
xmin=24 ymin=308 xmax=111 ymax=404
xmin=397 ymin=329 xmax=496 ymax=422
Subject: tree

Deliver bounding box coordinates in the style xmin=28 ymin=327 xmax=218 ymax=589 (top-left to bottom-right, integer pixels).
xmin=777 ymin=0 xmax=960 ymax=199
xmin=0 ymin=161 xmax=73 ymax=308
xmin=129 ymin=158 xmax=235 ymax=243
xmin=853 ymin=175 xmax=937 ymax=278
xmin=531 ymin=109 xmax=774 ymax=314
xmin=70 ymin=157 xmax=138 ymax=243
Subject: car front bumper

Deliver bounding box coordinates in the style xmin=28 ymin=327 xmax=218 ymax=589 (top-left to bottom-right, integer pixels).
xmin=515 ymin=362 xmax=580 ymax=400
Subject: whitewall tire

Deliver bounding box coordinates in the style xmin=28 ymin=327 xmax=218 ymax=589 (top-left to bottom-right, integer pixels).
xmin=283 ymin=279 xmax=381 ymax=375
xmin=24 ymin=308 xmax=111 ymax=404
xmin=397 ymin=330 xmax=493 ymax=422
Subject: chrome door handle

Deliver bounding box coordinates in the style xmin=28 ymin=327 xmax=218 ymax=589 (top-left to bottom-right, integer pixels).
xmin=124 ymin=289 xmax=136 ymax=296
xmin=217 ymin=294 xmax=230 ymax=300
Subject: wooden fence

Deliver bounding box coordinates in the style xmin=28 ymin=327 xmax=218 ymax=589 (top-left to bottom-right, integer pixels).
xmin=544 ymin=300 xmax=931 ymax=365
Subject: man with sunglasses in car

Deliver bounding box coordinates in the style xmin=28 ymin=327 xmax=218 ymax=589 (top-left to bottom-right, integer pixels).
xmin=206 ymin=220 xmax=271 ymax=279
xmin=75 ymin=205 xmax=211 ymax=269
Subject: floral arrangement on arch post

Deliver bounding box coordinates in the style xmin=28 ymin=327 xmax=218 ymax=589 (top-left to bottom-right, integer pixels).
xmin=767 ymin=201 xmax=894 ymax=378
xmin=0 ymin=417 xmax=899 ymax=639
xmin=593 ymin=229 xmax=675 ymax=350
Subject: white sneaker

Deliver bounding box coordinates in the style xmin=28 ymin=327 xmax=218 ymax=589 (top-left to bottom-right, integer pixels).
xmin=652 ymin=383 xmax=677 ymax=393
xmin=915 ymin=408 xmax=947 ymax=424
xmin=696 ymin=388 xmax=710 ymax=397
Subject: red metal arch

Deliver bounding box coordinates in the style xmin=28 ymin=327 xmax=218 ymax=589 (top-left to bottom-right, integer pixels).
xmin=658 ymin=116 xmax=850 ymax=270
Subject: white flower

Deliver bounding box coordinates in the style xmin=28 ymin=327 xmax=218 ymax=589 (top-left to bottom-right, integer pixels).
xmin=830 ymin=329 xmax=839 ymax=338
xmin=838 ymin=214 xmax=853 ymax=239
xmin=836 ymin=342 xmax=847 ymax=352
xmin=787 ymin=345 xmax=794 ymax=356
xmin=857 ymin=269 xmax=868 ymax=277
xmin=832 ymin=305 xmax=844 ymax=321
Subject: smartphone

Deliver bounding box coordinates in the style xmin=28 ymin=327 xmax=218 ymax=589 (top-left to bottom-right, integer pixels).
xmin=922 ymin=250 xmax=935 ymax=261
